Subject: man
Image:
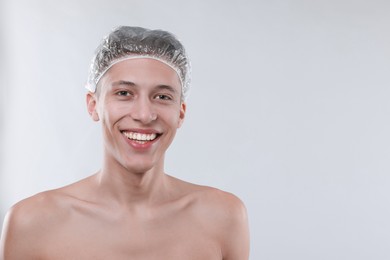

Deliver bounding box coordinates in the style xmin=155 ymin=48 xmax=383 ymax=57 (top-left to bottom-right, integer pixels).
xmin=0 ymin=26 xmax=249 ymax=259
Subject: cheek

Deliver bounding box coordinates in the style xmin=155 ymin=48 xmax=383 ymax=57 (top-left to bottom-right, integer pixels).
xmin=101 ymin=103 xmax=127 ymax=125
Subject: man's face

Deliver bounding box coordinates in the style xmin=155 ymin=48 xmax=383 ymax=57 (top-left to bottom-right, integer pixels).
xmin=87 ymin=58 xmax=186 ymax=174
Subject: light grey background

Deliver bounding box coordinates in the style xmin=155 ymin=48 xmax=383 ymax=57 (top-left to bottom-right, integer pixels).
xmin=1 ymin=0 xmax=390 ymax=259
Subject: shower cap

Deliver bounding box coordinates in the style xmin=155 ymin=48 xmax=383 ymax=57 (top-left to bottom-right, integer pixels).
xmin=86 ymin=26 xmax=191 ymax=100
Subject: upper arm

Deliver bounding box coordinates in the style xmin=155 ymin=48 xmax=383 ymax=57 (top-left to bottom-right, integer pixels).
xmin=0 ymin=192 xmax=57 ymax=260
xmin=199 ymin=189 xmax=250 ymax=260
xmin=0 ymin=203 xmax=42 ymax=259
xmin=1 ymin=206 xmax=29 ymax=259
xmin=218 ymin=193 xmax=250 ymax=260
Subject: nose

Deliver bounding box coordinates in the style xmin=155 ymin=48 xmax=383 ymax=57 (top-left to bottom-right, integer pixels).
xmin=130 ymin=97 xmax=157 ymax=124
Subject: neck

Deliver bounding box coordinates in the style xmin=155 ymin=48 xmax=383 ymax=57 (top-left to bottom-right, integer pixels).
xmin=95 ymin=153 xmax=169 ymax=207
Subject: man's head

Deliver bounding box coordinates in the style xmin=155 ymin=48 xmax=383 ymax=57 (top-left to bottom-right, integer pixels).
xmin=86 ymin=26 xmax=191 ymax=101
xmin=86 ymin=26 xmax=188 ymax=173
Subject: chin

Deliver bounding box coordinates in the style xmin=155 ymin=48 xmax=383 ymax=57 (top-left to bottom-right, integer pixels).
xmin=122 ymin=159 xmax=157 ymax=175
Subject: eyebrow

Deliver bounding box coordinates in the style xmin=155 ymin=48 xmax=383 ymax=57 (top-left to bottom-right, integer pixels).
xmin=155 ymin=84 xmax=177 ymax=94
xmin=112 ymin=80 xmax=136 ymax=87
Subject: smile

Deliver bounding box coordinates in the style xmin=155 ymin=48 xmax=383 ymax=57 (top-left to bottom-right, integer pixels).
xmin=121 ymin=131 xmax=160 ymax=144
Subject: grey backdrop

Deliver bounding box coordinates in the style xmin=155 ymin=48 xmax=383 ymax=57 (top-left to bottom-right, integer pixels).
xmin=1 ymin=0 xmax=390 ymax=259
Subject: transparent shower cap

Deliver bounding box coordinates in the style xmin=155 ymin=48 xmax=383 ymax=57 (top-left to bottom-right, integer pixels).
xmin=86 ymin=26 xmax=191 ymax=100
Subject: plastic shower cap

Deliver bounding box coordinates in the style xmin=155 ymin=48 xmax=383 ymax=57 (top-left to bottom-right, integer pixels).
xmin=86 ymin=26 xmax=191 ymax=100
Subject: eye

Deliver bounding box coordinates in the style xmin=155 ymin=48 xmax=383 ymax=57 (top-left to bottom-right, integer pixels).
xmin=155 ymin=94 xmax=172 ymax=101
xmin=116 ymin=90 xmax=132 ymax=96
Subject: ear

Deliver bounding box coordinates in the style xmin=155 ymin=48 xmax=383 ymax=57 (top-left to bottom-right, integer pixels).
xmin=177 ymin=102 xmax=186 ymax=128
xmin=86 ymin=92 xmax=100 ymax=121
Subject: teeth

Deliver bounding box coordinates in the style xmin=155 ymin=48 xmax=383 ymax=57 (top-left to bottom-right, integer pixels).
xmin=123 ymin=131 xmax=157 ymax=141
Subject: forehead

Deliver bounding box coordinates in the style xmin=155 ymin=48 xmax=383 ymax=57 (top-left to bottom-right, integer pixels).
xmin=99 ymin=58 xmax=182 ymax=92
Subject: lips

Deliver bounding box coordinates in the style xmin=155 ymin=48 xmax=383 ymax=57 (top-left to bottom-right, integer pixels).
xmin=121 ymin=130 xmax=161 ymax=145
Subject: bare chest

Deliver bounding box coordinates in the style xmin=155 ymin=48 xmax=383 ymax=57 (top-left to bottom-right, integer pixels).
xmin=37 ymin=211 xmax=221 ymax=260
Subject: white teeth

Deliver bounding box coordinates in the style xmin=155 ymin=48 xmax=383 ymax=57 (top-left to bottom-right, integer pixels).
xmin=123 ymin=131 xmax=157 ymax=141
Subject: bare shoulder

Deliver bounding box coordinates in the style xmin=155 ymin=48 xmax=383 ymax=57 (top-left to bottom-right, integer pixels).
xmin=4 ymin=176 xmax=91 ymax=229
xmin=1 ymin=176 xmax=93 ymax=258
xmin=194 ymin=186 xmax=247 ymax=220
xmin=194 ymin=186 xmax=248 ymax=234
xmin=0 ymin=189 xmax=69 ymax=258
xmin=168 ymin=176 xmax=250 ymax=259
xmin=3 ymin=187 xmax=77 ymax=234
xmin=170 ymin=176 xmax=247 ymax=220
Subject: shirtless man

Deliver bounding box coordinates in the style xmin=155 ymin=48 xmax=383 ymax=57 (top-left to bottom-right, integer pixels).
xmin=0 ymin=26 xmax=250 ymax=259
